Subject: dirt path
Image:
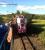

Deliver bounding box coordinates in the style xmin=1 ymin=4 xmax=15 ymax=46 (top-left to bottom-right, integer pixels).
xmin=12 ymin=34 xmax=45 ymax=50
xmin=14 ymin=38 xmax=24 ymax=50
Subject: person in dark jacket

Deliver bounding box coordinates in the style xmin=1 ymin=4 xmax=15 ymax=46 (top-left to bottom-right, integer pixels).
xmin=0 ymin=23 xmax=10 ymax=50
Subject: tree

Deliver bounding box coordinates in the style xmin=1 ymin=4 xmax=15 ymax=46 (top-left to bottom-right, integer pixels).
xmin=16 ymin=10 xmax=20 ymax=14
xmin=0 ymin=16 xmax=4 ymax=23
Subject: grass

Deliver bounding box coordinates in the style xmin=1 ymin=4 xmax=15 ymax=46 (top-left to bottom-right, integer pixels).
xmin=38 ymin=31 xmax=45 ymax=46
xmin=32 ymin=19 xmax=45 ymax=25
xmin=32 ymin=19 xmax=45 ymax=29
xmin=32 ymin=19 xmax=45 ymax=46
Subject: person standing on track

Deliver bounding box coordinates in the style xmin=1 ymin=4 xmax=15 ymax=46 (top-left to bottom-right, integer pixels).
xmin=7 ymin=15 xmax=17 ymax=50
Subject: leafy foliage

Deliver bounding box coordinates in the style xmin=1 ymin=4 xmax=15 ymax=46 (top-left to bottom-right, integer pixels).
xmin=0 ymin=16 xmax=4 ymax=23
xmin=0 ymin=11 xmax=45 ymax=23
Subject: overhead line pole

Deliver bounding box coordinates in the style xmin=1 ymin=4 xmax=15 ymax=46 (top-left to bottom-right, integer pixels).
xmin=0 ymin=4 xmax=17 ymax=5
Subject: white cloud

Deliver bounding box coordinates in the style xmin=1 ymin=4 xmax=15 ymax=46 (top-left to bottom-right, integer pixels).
xmin=16 ymin=5 xmax=45 ymax=14
xmin=16 ymin=5 xmax=45 ymax=11
xmin=0 ymin=11 xmax=12 ymax=15
xmin=0 ymin=2 xmax=7 ymax=7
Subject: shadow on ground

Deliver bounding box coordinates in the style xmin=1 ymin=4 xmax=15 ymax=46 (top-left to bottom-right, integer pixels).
xmin=27 ymin=23 xmax=44 ymax=37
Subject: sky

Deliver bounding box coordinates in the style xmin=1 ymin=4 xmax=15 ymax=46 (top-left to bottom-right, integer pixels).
xmin=0 ymin=0 xmax=45 ymax=15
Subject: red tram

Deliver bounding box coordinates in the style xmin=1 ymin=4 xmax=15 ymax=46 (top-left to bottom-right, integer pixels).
xmin=16 ymin=15 xmax=27 ymax=33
